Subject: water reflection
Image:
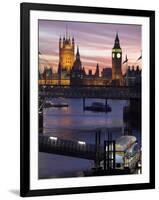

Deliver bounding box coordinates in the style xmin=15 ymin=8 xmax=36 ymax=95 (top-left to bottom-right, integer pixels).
xmin=39 ymin=98 xmax=141 ymax=178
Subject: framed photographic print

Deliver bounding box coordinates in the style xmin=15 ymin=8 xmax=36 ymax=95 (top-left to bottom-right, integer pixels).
xmin=20 ymin=3 xmax=155 ymax=197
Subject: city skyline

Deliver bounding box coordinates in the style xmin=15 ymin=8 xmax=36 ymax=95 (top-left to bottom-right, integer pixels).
xmin=39 ymin=20 xmax=142 ymax=75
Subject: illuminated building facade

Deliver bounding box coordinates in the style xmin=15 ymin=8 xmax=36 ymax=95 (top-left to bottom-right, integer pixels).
xmin=38 ymin=32 xmax=140 ymax=87
xmin=59 ymin=33 xmax=75 ymax=75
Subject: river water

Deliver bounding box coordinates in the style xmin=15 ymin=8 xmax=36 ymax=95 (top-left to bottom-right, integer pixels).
xmin=38 ymin=98 xmax=141 ymax=179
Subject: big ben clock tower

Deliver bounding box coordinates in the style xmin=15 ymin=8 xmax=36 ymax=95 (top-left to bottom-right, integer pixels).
xmin=112 ymin=33 xmax=122 ymax=84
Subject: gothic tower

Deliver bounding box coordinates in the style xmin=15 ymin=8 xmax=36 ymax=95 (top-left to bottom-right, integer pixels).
xmin=59 ymin=28 xmax=75 ymax=72
xmin=112 ymin=33 xmax=122 ymax=82
xmin=95 ymin=63 xmax=100 ymax=78
xmin=70 ymin=46 xmax=84 ymax=86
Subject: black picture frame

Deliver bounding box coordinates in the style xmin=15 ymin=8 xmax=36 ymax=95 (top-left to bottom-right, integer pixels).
xmin=20 ymin=2 xmax=155 ymax=197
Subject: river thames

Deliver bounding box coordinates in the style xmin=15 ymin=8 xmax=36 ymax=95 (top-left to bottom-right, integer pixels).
xmin=39 ymin=98 xmax=141 ymax=179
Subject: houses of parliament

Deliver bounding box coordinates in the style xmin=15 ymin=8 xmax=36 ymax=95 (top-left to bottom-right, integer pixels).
xmin=39 ymin=31 xmax=141 ymax=87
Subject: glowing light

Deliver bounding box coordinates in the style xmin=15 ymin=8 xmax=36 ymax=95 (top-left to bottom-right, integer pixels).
xmin=78 ymin=141 xmax=86 ymax=145
xmin=49 ymin=136 xmax=58 ymax=141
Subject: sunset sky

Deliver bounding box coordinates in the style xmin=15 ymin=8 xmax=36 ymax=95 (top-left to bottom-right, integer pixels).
xmin=39 ymin=20 xmax=142 ymax=75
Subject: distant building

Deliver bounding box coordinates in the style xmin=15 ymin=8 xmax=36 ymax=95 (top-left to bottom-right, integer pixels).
xmin=59 ymin=33 xmax=75 ymax=74
xmin=112 ymin=33 xmax=123 ymax=85
xmin=101 ymin=68 xmax=112 ymax=80
xmin=38 ymin=69 xmax=43 ymax=80
xmin=70 ymin=47 xmax=85 ymax=86
xmin=39 ymin=29 xmax=75 ymax=86
xmin=39 ymin=64 xmax=70 ymax=85
xmin=57 ymin=63 xmax=62 ymax=80
xmin=70 ymin=47 xmax=111 ymax=86
xmin=124 ymin=66 xmax=141 ymax=86
xmin=39 ymin=31 xmax=140 ymax=87
xmin=94 ymin=63 xmax=100 ymax=78
xmin=42 ymin=66 xmax=53 ymax=80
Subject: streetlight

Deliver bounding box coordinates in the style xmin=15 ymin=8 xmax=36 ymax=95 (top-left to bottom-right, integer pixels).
xmin=49 ymin=136 xmax=58 ymax=141
xmin=78 ymin=141 xmax=86 ymax=145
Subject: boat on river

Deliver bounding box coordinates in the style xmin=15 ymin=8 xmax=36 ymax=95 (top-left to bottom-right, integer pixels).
xmin=101 ymin=135 xmax=141 ymax=172
xmin=44 ymin=100 xmax=69 ymax=108
xmin=84 ymin=102 xmax=111 ymax=112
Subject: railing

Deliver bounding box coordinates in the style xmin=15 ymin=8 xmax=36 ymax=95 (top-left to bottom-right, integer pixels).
xmin=39 ymin=135 xmax=101 ymax=160
xmin=39 ymin=134 xmax=141 ymax=172
xmin=39 ymin=85 xmax=141 ymax=99
xmin=39 ymin=135 xmax=124 ymax=161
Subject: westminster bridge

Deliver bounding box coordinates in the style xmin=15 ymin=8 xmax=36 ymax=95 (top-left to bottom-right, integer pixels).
xmin=39 ymin=85 xmax=141 ymax=100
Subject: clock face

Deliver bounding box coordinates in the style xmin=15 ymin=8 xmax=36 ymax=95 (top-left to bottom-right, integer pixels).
xmin=117 ymin=53 xmax=121 ymax=58
xmin=112 ymin=53 xmax=115 ymax=58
